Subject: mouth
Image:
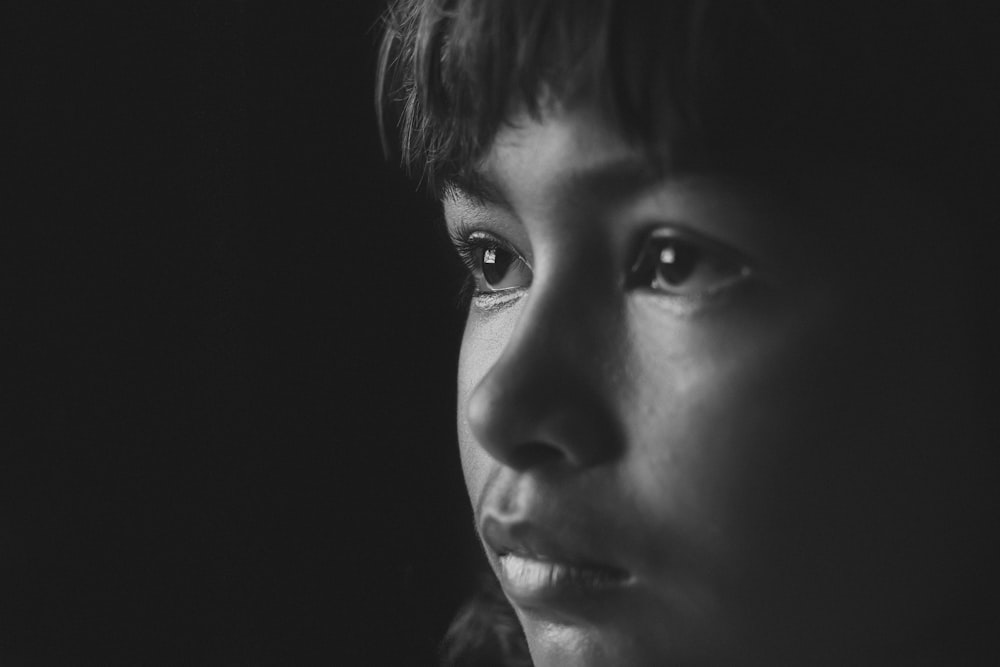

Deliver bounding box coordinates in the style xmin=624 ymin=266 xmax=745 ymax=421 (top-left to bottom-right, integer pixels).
xmin=483 ymin=515 xmax=632 ymax=612
xmin=498 ymin=552 xmax=628 ymax=597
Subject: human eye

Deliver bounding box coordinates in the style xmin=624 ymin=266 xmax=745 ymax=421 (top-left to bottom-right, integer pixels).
xmin=449 ymin=227 xmax=532 ymax=311
xmin=627 ymin=228 xmax=751 ymax=302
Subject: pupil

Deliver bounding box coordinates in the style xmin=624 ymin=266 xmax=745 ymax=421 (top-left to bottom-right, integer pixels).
xmin=482 ymin=247 xmax=512 ymax=286
xmin=656 ymin=240 xmax=697 ymax=286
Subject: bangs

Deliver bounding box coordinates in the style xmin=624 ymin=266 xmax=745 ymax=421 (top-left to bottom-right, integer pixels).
xmin=377 ymin=0 xmax=992 ymax=195
xmin=376 ymin=0 xmax=777 ymax=192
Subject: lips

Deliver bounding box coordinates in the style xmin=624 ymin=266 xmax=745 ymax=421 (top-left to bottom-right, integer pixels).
xmin=499 ymin=552 xmax=626 ymax=594
xmin=481 ymin=514 xmax=631 ymax=611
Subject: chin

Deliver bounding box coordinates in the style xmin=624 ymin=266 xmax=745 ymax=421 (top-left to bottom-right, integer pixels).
xmin=519 ymin=616 xmax=723 ymax=667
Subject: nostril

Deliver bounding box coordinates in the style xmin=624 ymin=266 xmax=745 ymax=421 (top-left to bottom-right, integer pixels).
xmin=507 ymin=442 xmax=567 ymax=470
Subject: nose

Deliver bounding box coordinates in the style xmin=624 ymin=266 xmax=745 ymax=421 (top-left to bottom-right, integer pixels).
xmin=464 ymin=285 xmax=625 ymax=471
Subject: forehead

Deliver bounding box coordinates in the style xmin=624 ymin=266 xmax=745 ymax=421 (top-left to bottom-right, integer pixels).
xmin=445 ymin=104 xmax=690 ymax=213
xmin=445 ymin=106 xmax=802 ymax=272
xmin=444 ymin=103 xmax=818 ymax=229
xmin=444 ymin=101 xmax=835 ymax=218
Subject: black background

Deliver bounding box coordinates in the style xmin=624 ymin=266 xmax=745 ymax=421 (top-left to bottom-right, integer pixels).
xmin=4 ymin=2 xmax=478 ymax=663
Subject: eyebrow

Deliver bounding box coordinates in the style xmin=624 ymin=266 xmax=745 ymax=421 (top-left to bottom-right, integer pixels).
xmin=443 ymin=155 xmax=676 ymax=211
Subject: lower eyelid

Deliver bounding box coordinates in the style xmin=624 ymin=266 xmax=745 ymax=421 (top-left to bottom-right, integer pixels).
xmin=632 ymin=290 xmax=706 ymax=318
xmin=632 ymin=273 xmax=755 ymax=316
xmin=472 ymin=287 xmax=526 ymax=313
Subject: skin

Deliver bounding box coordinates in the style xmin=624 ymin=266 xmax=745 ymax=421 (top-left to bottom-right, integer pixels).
xmin=445 ymin=103 xmax=993 ymax=666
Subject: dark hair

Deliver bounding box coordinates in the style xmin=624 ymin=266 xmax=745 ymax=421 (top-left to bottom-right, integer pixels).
xmin=377 ymin=0 xmax=998 ymax=200
xmin=438 ymin=572 xmax=532 ymax=667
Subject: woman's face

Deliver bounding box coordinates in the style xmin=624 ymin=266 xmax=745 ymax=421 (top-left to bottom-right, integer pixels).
xmin=445 ymin=104 xmax=989 ymax=666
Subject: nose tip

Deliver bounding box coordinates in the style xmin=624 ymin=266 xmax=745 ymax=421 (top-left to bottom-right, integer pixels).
xmin=465 ymin=345 xmax=623 ymax=471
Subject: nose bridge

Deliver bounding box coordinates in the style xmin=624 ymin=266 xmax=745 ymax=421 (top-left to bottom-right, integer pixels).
xmin=464 ymin=269 xmax=625 ymax=470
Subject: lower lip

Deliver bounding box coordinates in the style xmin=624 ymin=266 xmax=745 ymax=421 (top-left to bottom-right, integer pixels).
xmin=497 ymin=553 xmax=628 ymax=608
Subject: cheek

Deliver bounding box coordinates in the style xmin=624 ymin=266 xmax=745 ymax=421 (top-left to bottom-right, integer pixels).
xmin=621 ymin=313 xmax=819 ymax=568
xmin=623 ymin=294 xmax=896 ymax=559
xmin=628 ymin=293 xmax=985 ymax=635
xmin=455 ymin=313 xmax=510 ymax=509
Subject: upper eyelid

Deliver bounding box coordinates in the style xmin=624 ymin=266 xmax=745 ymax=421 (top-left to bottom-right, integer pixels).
xmin=641 ymin=224 xmax=742 ymax=252
xmin=632 ymin=225 xmax=757 ymax=273
xmin=446 ymin=217 xmax=486 ymax=250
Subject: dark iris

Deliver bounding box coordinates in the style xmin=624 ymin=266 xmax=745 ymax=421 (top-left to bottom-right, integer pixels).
xmin=630 ymin=237 xmax=701 ymax=289
xmin=653 ymin=239 xmax=699 ymax=287
xmin=481 ymin=246 xmax=515 ymax=287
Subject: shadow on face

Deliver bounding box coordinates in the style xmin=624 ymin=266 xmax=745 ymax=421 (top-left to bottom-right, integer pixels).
xmin=446 ymin=104 xmax=997 ymax=667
